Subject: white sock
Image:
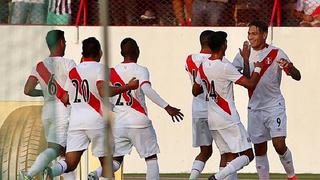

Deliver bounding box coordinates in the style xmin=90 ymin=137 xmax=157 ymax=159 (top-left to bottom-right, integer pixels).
xmin=27 ymin=148 xmax=58 ymax=177
xmin=256 ymin=154 xmax=270 ymax=180
xmin=279 ymin=148 xmax=295 ymax=178
xmin=95 ymin=166 xmax=102 ymax=177
xmin=215 ymin=155 xmax=250 ymax=180
xmin=113 ymin=160 xmax=121 ymax=172
xmin=51 ymin=159 xmax=68 ymax=177
xmin=146 ymin=159 xmax=160 ymax=180
xmin=61 ymin=170 xmax=76 ymax=180
xmin=224 ymin=163 xmax=237 ymax=180
xmin=189 ymin=160 xmax=205 ymax=179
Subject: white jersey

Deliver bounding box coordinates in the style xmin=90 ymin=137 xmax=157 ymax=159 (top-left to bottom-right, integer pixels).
xmin=30 ymin=56 xmax=76 ymax=120
xmin=233 ymin=45 xmax=291 ymax=110
xmin=296 ymin=0 xmax=320 ymax=15
xmin=195 ymin=57 xmax=243 ymax=130
xmin=110 ymin=63 xmax=151 ymax=128
xmin=66 ymin=60 xmax=105 ymax=130
xmin=185 ymin=51 xmax=210 ymax=118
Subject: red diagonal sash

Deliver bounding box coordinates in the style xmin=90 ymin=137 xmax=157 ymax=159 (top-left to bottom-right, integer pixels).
xmin=36 ymin=62 xmax=68 ymax=105
xmin=248 ymin=49 xmax=279 ymax=98
xmin=110 ymin=68 xmax=147 ymax=116
xmin=69 ymin=67 xmax=103 ymax=116
xmin=186 ymin=55 xmax=198 ymax=79
xmin=199 ymin=64 xmax=231 ymax=115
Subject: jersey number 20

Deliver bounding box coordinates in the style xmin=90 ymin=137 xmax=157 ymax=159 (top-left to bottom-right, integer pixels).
xmin=72 ymin=79 xmax=90 ymax=103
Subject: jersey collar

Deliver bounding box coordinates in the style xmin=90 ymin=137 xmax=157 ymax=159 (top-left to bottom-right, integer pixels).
xmin=200 ymin=49 xmax=211 ymax=54
xmin=208 ymin=57 xmax=221 ymax=61
xmin=80 ymin=57 xmax=96 ymax=63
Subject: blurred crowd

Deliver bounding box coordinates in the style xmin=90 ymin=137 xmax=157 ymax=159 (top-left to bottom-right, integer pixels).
xmin=0 ymin=0 xmax=319 ymax=26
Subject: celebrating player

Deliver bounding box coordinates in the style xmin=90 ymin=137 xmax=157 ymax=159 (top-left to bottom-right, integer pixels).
xmin=185 ymin=30 xmax=214 ymax=180
xmin=232 ymin=21 xmax=301 ymax=180
xmin=108 ymin=37 xmax=183 ymax=180
xmin=193 ymin=31 xmax=263 ymax=180
xmin=20 ymin=30 xmax=76 ymax=180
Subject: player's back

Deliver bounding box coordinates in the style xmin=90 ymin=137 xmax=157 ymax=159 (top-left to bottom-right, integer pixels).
xmin=199 ymin=58 xmax=242 ymax=130
xmin=110 ymin=62 xmax=151 ymax=128
xmin=32 ymin=56 xmax=76 ymax=119
xmin=67 ymin=61 xmax=105 ymax=130
xmin=185 ymin=53 xmax=210 ymax=118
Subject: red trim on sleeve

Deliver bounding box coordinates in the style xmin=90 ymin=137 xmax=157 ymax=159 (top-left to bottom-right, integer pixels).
xmin=248 ymin=49 xmax=279 ymax=99
xmin=69 ymin=68 xmax=103 ymax=116
xmin=140 ymin=81 xmax=151 ymax=87
xmin=110 ymin=68 xmax=147 ymax=116
xmin=235 ymin=75 xmax=245 ymax=84
xmin=282 ymin=63 xmax=293 ymax=76
xmin=311 ymin=5 xmax=320 ymax=17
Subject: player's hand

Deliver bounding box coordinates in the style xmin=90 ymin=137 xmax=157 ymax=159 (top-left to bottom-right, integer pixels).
xmin=277 ymin=58 xmax=290 ymax=69
xmin=127 ymin=77 xmax=139 ymax=90
xmin=164 ymin=105 xmax=184 ymax=122
xmin=254 ymin=61 xmax=263 ymax=69
xmin=239 ymin=41 xmax=251 ymax=63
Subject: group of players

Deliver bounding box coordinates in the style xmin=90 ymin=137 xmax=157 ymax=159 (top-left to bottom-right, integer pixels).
xmin=19 ymin=20 xmax=301 ymax=180
xmin=186 ymin=21 xmax=301 ymax=180
xmin=20 ymin=30 xmax=183 ymax=180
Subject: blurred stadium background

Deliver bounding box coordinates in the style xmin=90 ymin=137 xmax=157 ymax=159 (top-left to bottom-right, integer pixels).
xmin=0 ymin=0 xmax=320 ymax=180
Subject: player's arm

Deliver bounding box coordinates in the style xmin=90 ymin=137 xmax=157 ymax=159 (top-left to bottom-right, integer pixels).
xmin=192 ymin=82 xmax=203 ymax=97
xmin=239 ymin=41 xmax=251 ymax=78
xmin=24 ymin=76 xmax=43 ymax=97
xmin=278 ymin=58 xmax=301 ymax=81
xmin=141 ymin=83 xmax=184 ymax=122
xmin=97 ymin=77 xmax=139 ymax=98
xmin=236 ymin=62 xmax=263 ymax=89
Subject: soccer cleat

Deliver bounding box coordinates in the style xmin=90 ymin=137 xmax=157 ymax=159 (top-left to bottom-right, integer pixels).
xmin=208 ymin=174 xmax=217 ymax=180
xmin=18 ymin=171 xmax=32 ymax=180
xmin=288 ymin=175 xmax=298 ymax=180
xmin=87 ymin=171 xmax=99 ymax=180
xmin=43 ymin=167 xmax=53 ymax=180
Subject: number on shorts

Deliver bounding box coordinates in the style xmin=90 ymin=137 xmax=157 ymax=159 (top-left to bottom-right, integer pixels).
xmin=114 ymin=82 xmax=133 ymax=106
xmin=72 ymin=79 xmax=90 ymax=103
xmin=48 ymin=74 xmax=57 ymax=96
xmin=276 ymin=117 xmax=281 ymax=127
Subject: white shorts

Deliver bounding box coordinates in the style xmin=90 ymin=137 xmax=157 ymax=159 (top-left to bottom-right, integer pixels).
xmin=66 ymin=128 xmax=109 ymax=157
xmin=113 ymin=126 xmax=160 ymax=158
xmin=192 ymin=117 xmax=213 ymax=147
xmin=211 ymin=123 xmax=252 ymax=154
xmin=248 ymin=106 xmax=287 ymax=144
xmin=42 ymin=116 xmax=68 ymax=147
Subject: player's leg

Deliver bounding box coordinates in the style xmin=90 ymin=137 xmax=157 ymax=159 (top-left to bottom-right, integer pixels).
xmin=21 ymin=119 xmax=65 ymax=178
xmin=248 ymin=109 xmax=270 ymax=180
xmin=268 ymin=107 xmax=296 ymax=179
xmin=209 ymin=123 xmax=253 ymax=180
xmin=145 ymin=154 xmax=160 ymax=180
xmin=190 ymin=117 xmax=213 ymax=180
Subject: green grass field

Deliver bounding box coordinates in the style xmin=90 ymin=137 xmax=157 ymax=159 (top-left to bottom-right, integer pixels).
xmin=123 ymin=173 xmax=320 ymax=179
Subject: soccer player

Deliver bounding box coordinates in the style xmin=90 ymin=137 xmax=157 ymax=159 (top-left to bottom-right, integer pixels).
xmin=20 ymin=30 xmax=76 ymax=180
xmin=185 ymin=30 xmax=214 ymax=180
xmin=232 ymin=21 xmax=301 ymax=180
xmin=192 ymin=31 xmax=263 ymax=180
xmin=43 ymin=37 xmax=139 ymax=180
xmin=109 ymin=37 xmax=184 ymax=180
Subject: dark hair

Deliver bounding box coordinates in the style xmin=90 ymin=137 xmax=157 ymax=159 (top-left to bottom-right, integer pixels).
xmin=82 ymin=37 xmax=101 ymax=58
xmin=120 ymin=38 xmax=138 ymax=57
xmin=46 ymin=30 xmax=64 ymax=50
xmin=200 ymin=30 xmax=214 ymax=46
xmin=208 ymin=31 xmax=227 ymax=52
xmin=249 ymin=21 xmax=268 ymax=33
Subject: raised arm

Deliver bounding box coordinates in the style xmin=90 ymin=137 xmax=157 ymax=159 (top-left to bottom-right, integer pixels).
xmin=239 ymin=41 xmax=251 ymax=78
xmin=24 ymin=76 xmax=43 ymax=97
xmin=236 ymin=61 xmax=263 ymax=89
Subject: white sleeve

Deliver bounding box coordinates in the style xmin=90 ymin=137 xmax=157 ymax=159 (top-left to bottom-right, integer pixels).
xmin=232 ymin=53 xmax=244 ymax=72
xmin=277 ymin=48 xmax=291 ymax=63
xmin=224 ymin=63 xmax=243 ymax=83
xmin=141 ymin=83 xmax=169 ymax=109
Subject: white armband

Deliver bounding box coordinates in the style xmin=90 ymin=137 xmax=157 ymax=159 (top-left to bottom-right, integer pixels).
xmin=254 ymin=67 xmax=261 ymax=74
xmin=141 ymin=83 xmax=169 ymax=109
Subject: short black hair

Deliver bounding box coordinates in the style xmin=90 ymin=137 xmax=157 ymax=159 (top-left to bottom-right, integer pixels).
xmin=120 ymin=38 xmax=138 ymax=57
xmin=200 ymin=30 xmax=214 ymax=46
xmin=249 ymin=21 xmax=268 ymax=33
xmin=82 ymin=37 xmax=101 ymax=58
xmin=208 ymin=31 xmax=227 ymax=52
xmin=46 ymin=30 xmax=64 ymax=50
